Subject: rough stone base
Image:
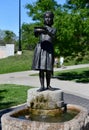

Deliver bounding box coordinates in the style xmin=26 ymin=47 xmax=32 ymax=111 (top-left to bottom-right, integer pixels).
xmin=27 ymin=88 xmax=64 ymax=109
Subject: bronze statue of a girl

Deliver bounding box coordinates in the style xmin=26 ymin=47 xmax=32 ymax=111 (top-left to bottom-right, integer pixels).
xmin=32 ymin=11 xmax=56 ymax=92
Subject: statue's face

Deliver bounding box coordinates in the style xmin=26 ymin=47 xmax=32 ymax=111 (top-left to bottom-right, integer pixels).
xmin=44 ymin=13 xmax=53 ymax=26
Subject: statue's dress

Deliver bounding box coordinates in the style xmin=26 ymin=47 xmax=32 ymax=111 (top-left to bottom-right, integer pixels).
xmin=32 ymin=26 xmax=56 ymax=74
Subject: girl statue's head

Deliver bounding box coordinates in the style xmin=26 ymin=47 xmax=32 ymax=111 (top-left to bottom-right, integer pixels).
xmin=44 ymin=11 xmax=54 ymax=26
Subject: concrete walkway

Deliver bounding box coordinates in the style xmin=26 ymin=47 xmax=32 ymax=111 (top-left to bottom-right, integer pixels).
xmin=0 ymin=63 xmax=89 ymax=99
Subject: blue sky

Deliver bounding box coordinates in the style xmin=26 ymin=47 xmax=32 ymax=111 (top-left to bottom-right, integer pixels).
xmin=0 ymin=0 xmax=65 ymax=36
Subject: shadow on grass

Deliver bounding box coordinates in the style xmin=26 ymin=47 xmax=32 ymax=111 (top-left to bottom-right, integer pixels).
xmin=53 ymin=70 xmax=89 ymax=83
xmin=0 ymin=90 xmax=7 ymax=101
xmin=0 ymin=89 xmax=15 ymax=110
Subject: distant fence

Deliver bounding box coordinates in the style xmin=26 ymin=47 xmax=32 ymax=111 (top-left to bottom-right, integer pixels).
xmin=0 ymin=44 xmax=14 ymax=59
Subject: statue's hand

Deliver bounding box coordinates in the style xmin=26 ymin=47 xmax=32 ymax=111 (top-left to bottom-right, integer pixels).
xmin=34 ymin=27 xmax=46 ymax=31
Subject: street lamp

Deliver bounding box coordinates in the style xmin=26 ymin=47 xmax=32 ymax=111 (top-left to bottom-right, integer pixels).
xmin=18 ymin=0 xmax=22 ymax=55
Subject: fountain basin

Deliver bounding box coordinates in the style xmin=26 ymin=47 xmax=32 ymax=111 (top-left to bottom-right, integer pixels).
xmin=1 ymin=88 xmax=89 ymax=130
xmin=1 ymin=104 xmax=89 ymax=130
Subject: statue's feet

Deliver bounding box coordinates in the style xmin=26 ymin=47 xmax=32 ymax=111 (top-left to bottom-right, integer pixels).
xmin=47 ymin=86 xmax=55 ymax=91
xmin=37 ymin=87 xmax=45 ymax=92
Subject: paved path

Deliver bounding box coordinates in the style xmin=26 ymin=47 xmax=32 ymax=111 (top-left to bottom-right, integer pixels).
xmin=0 ymin=63 xmax=89 ymax=99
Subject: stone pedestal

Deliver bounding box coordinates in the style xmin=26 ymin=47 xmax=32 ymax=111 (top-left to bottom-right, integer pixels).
xmin=27 ymin=88 xmax=64 ymax=110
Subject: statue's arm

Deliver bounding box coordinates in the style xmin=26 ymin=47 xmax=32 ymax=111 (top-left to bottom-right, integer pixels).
xmin=45 ymin=26 xmax=56 ymax=38
xmin=34 ymin=27 xmax=47 ymax=37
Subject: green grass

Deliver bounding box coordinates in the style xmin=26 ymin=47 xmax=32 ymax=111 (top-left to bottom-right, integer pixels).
xmin=0 ymin=84 xmax=32 ymax=110
xmin=54 ymin=67 xmax=89 ymax=83
xmin=0 ymin=50 xmax=33 ymax=74
xmin=0 ymin=49 xmax=89 ymax=74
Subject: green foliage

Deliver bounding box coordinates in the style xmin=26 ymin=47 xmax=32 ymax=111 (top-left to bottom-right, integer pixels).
xmin=53 ymin=0 xmax=89 ymax=59
xmin=22 ymin=0 xmax=89 ymax=62
xmin=0 ymin=29 xmax=17 ymax=46
xmin=4 ymin=30 xmax=16 ymax=44
xmin=66 ymin=0 xmax=89 ymax=9
xmin=22 ymin=23 xmax=39 ymax=50
xmin=26 ymin=0 xmax=59 ymax=22
xmin=22 ymin=0 xmax=60 ymax=50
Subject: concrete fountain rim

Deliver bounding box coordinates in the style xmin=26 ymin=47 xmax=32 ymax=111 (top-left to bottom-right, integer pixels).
xmin=1 ymin=103 xmax=88 ymax=124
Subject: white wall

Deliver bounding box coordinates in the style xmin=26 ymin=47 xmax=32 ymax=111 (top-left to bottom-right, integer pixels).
xmin=0 ymin=44 xmax=14 ymax=59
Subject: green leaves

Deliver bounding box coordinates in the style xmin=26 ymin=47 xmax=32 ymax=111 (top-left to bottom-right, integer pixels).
xmin=4 ymin=30 xmax=16 ymax=44
xmin=22 ymin=0 xmax=89 ymax=62
xmin=25 ymin=0 xmax=59 ymax=22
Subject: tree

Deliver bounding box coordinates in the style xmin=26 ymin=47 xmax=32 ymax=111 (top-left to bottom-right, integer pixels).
xmin=22 ymin=0 xmax=60 ymax=50
xmin=66 ymin=0 xmax=89 ymax=10
xmin=64 ymin=0 xmax=89 ymax=59
xmin=53 ymin=0 xmax=89 ymax=60
xmin=26 ymin=0 xmax=59 ymax=23
xmin=0 ymin=30 xmax=5 ymax=45
xmin=4 ymin=30 xmax=16 ymax=44
xmin=22 ymin=23 xmax=38 ymax=50
xmin=24 ymin=0 xmax=89 ymax=62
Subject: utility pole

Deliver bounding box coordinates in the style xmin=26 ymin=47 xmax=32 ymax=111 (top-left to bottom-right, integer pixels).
xmin=18 ymin=0 xmax=22 ymax=55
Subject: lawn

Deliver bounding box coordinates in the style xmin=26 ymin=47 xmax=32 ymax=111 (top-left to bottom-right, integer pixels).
xmin=0 ymin=50 xmax=89 ymax=74
xmin=0 ymin=84 xmax=32 ymax=110
xmin=0 ymin=50 xmax=33 ymax=74
xmin=54 ymin=67 xmax=89 ymax=83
